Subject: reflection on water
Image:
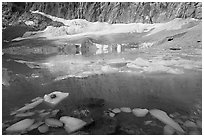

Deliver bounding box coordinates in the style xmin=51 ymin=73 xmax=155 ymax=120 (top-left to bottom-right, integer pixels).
xmin=2 ymin=38 xmax=202 ymax=135
xmin=3 ymin=39 xmax=137 ymax=57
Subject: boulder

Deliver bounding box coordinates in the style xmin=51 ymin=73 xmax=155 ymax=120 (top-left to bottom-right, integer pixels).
xmin=6 ymin=119 xmax=34 ymax=133
xmin=132 ymin=108 xmax=149 ymax=117
xmin=149 ymin=109 xmax=185 ymax=133
xmin=60 ymin=116 xmax=87 ymax=133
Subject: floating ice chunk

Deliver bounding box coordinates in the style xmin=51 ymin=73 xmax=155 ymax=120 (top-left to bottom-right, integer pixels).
xmin=163 ymin=125 xmax=176 ymax=135
xmin=44 ymin=91 xmax=69 ymax=106
xmin=45 ymin=118 xmax=63 ymax=127
xmin=6 ymin=119 xmax=34 ymax=133
xmin=120 ymin=107 xmax=132 ymax=113
xmin=60 ymin=116 xmax=87 ymax=133
xmin=132 ymin=108 xmax=149 ymax=117
xmin=149 ymin=109 xmax=185 ymax=133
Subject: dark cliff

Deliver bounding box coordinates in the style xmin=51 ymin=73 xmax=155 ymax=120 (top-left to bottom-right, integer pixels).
xmin=2 ymin=2 xmax=202 ymax=28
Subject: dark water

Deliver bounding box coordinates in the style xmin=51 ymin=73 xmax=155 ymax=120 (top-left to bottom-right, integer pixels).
xmin=2 ymin=32 xmax=202 ymax=134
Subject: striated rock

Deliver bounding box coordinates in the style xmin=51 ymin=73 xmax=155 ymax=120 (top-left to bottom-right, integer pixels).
xmin=45 ymin=118 xmax=63 ymax=127
xmin=120 ymin=107 xmax=132 ymax=113
xmin=60 ymin=116 xmax=87 ymax=133
xmin=163 ymin=125 xmax=176 ymax=135
xmin=38 ymin=124 xmax=49 ymax=133
xmin=6 ymin=119 xmax=34 ymax=133
xmin=149 ymin=109 xmax=184 ymax=133
xmin=44 ymin=91 xmax=69 ymax=106
xmin=112 ymin=108 xmax=121 ymax=114
xmin=132 ymin=108 xmax=149 ymax=117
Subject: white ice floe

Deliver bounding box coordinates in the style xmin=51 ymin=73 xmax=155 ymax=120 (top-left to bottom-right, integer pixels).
xmin=44 ymin=91 xmax=69 ymax=106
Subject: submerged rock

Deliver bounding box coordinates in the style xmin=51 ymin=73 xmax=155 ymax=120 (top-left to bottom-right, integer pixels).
xmin=12 ymin=98 xmax=44 ymax=115
xmin=132 ymin=108 xmax=149 ymax=117
xmin=183 ymin=120 xmax=197 ymax=128
xmin=45 ymin=118 xmax=63 ymax=127
xmin=60 ymin=116 xmax=87 ymax=133
xmin=6 ymin=119 xmax=35 ymax=133
xmin=109 ymin=112 xmax=115 ymax=117
xmin=38 ymin=124 xmax=49 ymax=133
xmin=31 ymin=97 xmax=42 ymax=102
xmin=196 ymin=120 xmax=202 ymax=129
xmin=149 ymin=109 xmax=185 ymax=133
xmin=163 ymin=125 xmax=176 ymax=135
xmin=27 ymin=121 xmax=44 ymax=131
xmin=15 ymin=112 xmax=35 ymax=118
xmin=120 ymin=107 xmax=132 ymax=113
xmin=44 ymin=91 xmax=69 ymax=106
xmin=189 ymin=130 xmax=201 ymax=135
xmin=144 ymin=121 xmax=152 ymax=125
xmin=112 ymin=108 xmax=121 ymax=114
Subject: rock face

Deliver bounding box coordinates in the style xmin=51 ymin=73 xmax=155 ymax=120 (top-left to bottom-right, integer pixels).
xmin=2 ymin=2 xmax=202 ymax=28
